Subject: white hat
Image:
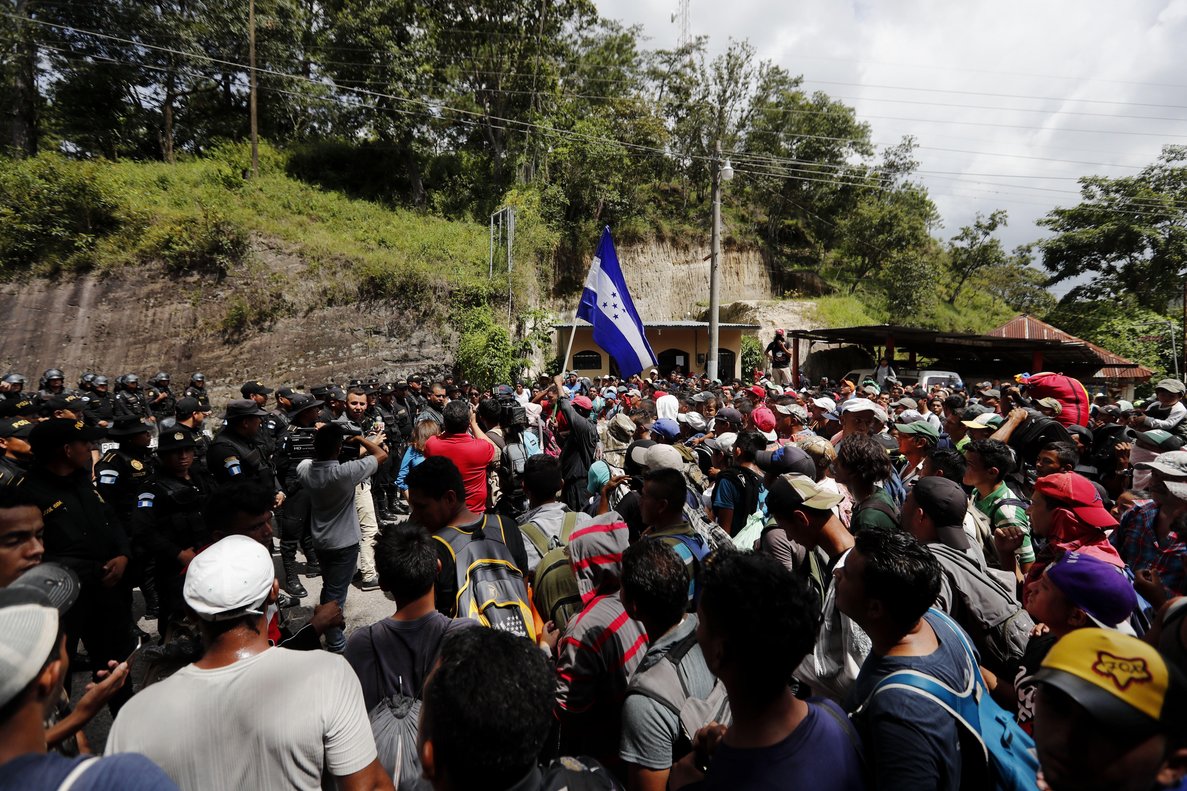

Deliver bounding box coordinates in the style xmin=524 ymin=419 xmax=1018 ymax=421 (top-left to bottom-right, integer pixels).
xmin=644 ymin=444 xmax=685 ymax=472
xmin=677 ymin=411 xmax=708 ymax=432
xmin=0 ymin=589 xmax=59 ymax=708
xmin=840 ymin=399 xmax=888 ymax=423
xmin=183 ymin=535 xmax=275 ymax=621
xmin=811 ymin=396 xmax=837 ymax=412
xmin=706 ymin=431 xmax=738 ymax=457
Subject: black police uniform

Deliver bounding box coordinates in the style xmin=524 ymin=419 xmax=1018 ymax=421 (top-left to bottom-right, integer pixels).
xmin=114 ymin=389 xmax=149 ymax=419
xmin=206 ymin=426 xmax=281 ymax=492
xmin=0 ymin=454 xmax=26 ymax=488
xmin=95 ymin=438 xmax=158 ymax=615
xmin=82 ymin=391 xmax=116 ymax=426
xmin=20 ymin=463 xmax=134 ymax=697
xmin=130 ymin=467 xmax=210 ymax=624
xmin=183 ymin=385 xmax=210 ymax=411
xmin=145 ymin=385 xmax=176 ymax=422
xmin=273 ymin=421 xmax=320 ymax=596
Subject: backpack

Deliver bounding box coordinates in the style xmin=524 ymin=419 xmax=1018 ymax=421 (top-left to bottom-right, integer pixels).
xmin=520 ymin=511 xmax=579 ymax=561
xmin=927 ymin=543 xmax=1035 ymax=672
xmin=684 ymin=482 xmax=733 ymax=551
xmin=533 ymin=544 xmax=583 ymax=631
xmin=365 ymin=622 xmax=446 ymax=791
xmin=625 ymin=628 xmax=732 ymax=762
xmin=858 ymin=609 xmax=1039 ymax=791
xmin=433 ymin=515 xmax=534 ymax=639
xmin=646 ymin=530 xmax=712 ymax=606
xmin=714 ymin=467 xmax=763 ymax=537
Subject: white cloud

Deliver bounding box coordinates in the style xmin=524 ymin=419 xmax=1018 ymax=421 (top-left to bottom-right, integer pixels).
xmin=595 ymin=0 xmax=1187 ymax=287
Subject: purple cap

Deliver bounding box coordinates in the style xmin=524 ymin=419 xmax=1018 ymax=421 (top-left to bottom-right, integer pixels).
xmin=1045 ymin=551 xmax=1137 ymax=628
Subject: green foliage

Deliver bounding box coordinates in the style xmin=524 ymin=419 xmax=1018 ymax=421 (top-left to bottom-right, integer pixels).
xmin=1039 ymin=145 xmax=1187 ymax=311
xmin=1044 ymin=298 xmax=1177 ymax=385
xmin=452 ymin=304 xmax=532 ymax=390
xmin=0 ymin=153 xmax=123 ymax=273
xmin=740 ymin=335 xmax=764 ymax=378
xmin=808 ymin=295 xmax=883 ymax=328
xmin=946 ymin=210 xmax=1008 ymax=305
xmin=219 ymin=290 xmax=289 ymax=343
xmin=138 ymin=206 xmax=250 ymax=276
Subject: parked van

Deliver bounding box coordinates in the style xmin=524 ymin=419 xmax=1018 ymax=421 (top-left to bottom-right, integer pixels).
xmin=842 ymin=368 xmax=963 ymax=390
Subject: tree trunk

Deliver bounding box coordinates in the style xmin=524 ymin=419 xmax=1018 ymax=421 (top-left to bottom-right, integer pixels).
xmin=7 ymin=0 xmax=38 ymax=157
xmin=161 ymin=68 xmax=176 ymax=163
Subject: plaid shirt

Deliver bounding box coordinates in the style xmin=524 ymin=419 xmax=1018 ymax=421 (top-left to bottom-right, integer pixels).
xmin=1112 ymin=500 xmax=1187 ymax=595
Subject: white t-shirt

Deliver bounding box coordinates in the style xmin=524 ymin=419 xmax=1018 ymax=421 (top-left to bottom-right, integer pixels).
xmin=107 ymin=648 xmax=377 ymax=791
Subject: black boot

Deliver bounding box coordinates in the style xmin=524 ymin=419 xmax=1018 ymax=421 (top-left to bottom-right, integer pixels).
xmin=300 ymin=534 xmax=321 ymax=577
xmin=141 ymin=560 xmax=160 ymax=620
xmin=279 ymin=540 xmax=308 ymax=598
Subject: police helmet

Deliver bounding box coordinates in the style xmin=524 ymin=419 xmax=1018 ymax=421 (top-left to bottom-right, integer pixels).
xmin=79 ymin=372 xmax=96 ymax=388
xmin=42 ymin=368 xmax=65 ymax=382
xmin=151 ymin=371 xmax=170 ymax=384
xmin=93 ymin=375 xmax=110 ymax=387
xmin=3 ymin=373 xmax=25 ymax=386
xmin=190 ymin=373 xmax=206 ymax=384
xmin=124 ymin=373 xmax=140 ymax=385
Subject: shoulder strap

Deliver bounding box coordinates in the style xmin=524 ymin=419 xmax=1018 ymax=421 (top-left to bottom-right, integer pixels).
xmin=57 ymin=756 xmax=101 ymax=791
xmin=519 ymin=520 xmax=550 ymax=557
xmin=559 ymin=511 xmax=579 ymax=543
xmin=813 ymin=701 xmax=865 ymax=769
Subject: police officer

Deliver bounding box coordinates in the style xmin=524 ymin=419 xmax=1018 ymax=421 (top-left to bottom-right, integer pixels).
xmin=241 ymin=380 xmax=280 ymax=460
xmin=40 ymin=393 xmax=86 ymax=421
xmin=21 ymin=418 xmax=134 ymax=708
xmin=145 ymin=372 xmax=176 ymax=422
xmin=114 ymin=374 xmax=150 ymax=420
xmin=319 ymin=386 xmax=346 ymax=424
xmin=171 ymin=397 xmax=211 ymax=478
xmin=81 ymin=375 xmax=115 ymax=428
xmin=95 ymin=415 xmax=158 ymax=618
xmin=183 ymin=372 xmax=210 ymax=410
xmin=0 ymin=416 xmax=34 ymax=488
xmin=129 ymin=426 xmax=211 ymax=625
xmin=38 ymin=368 xmax=67 ymax=400
xmin=206 ymin=399 xmax=284 ymax=507
xmin=78 ymin=372 xmax=96 ymax=394
xmin=1 ymin=373 xmax=26 ymax=400
xmin=273 ymin=387 xmax=296 ymax=433
xmin=374 ymin=384 xmax=407 ymax=519
xmin=273 ymin=393 xmax=323 ymax=597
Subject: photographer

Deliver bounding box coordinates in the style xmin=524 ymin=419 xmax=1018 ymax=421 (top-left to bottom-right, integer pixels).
xmin=295 ymin=422 xmax=388 ymax=652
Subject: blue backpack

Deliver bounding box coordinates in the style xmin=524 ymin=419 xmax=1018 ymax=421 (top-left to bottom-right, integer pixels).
xmin=859 ymin=609 xmax=1039 ymax=791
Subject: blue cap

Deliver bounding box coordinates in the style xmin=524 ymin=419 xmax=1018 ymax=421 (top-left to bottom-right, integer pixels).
xmin=651 ymin=418 xmax=681 ymax=441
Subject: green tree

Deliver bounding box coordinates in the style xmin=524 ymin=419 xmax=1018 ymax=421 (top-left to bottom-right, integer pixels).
xmin=1038 ymin=145 xmax=1187 ymax=312
xmin=946 ymin=209 xmax=1008 ymax=305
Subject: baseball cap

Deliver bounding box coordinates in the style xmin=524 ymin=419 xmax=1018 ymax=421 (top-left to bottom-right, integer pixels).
xmin=703 ymin=432 xmax=737 ymax=457
xmin=752 ymin=407 xmax=777 ymax=441
xmin=980 ymin=388 xmax=1001 ymax=399
xmin=811 ymin=396 xmax=837 ymax=412
xmin=768 ymin=473 xmax=844 ymax=511
xmin=643 ymin=444 xmax=685 ymax=472
xmin=240 ymin=380 xmax=274 ymax=397
xmin=773 ymin=402 xmax=809 ymax=423
xmin=571 ymin=395 xmax=593 ymax=411
xmin=107 ymin=415 xmax=153 ymax=437
xmin=1135 ymin=449 xmax=1187 ymax=478
xmin=0 ymin=417 xmax=35 ymax=439
xmin=747 ymin=385 xmax=767 ymax=402
xmin=892 ymin=397 xmax=918 ymax=410
xmin=841 ymin=399 xmax=888 ymax=423
xmin=275 ymin=386 xmax=297 ymax=399
xmin=896 ymin=419 xmax=940 ymax=443
xmin=1155 ymin=378 xmax=1187 ymax=395
xmin=1033 ymin=472 xmax=1118 ymax=528
xmin=39 ymin=394 xmax=83 ymax=414
xmin=1044 ymin=552 xmax=1137 ymax=629
xmin=912 ymin=477 xmax=970 ymax=548
xmin=175 ymin=396 xmax=201 ymax=415
xmin=157 ymin=427 xmax=198 ymax=453
xmin=1035 ymin=628 xmax=1187 ymax=735
xmin=1135 ymin=430 xmax=1184 ymax=453
xmin=0 ymin=588 xmax=60 ymax=709
xmin=10 ymin=563 xmax=80 ymax=613
xmin=183 ymin=535 xmax=275 ymax=621
xmin=755 ymin=445 xmax=816 ymax=477
xmin=29 ymin=418 xmax=104 ymax=449
xmin=896 ymin=409 xmax=926 ymax=425
xmin=651 ymin=418 xmax=681 ymax=442
xmin=961 ymin=412 xmax=1004 ymax=430
xmin=677 ymin=411 xmax=707 ymax=432
xmin=715 ymin=407 xmax=743 ymax=427
xmin=1037 ymin=397 xmax=1063 ymax=413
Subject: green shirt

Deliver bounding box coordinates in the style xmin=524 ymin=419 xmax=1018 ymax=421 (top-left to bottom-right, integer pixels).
xmin=974 ymin=481 xmax=1034 ymax=564
xmin=851 ymin=489 xmax=899 ymax=533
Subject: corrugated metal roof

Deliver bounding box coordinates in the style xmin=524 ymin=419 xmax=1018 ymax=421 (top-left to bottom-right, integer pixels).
xmin=988 ymin=315 xmax=1154 ymax=381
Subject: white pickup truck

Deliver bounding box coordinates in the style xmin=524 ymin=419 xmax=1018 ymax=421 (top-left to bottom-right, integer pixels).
xmin=842 ymin=368 xmax=964 ymax=390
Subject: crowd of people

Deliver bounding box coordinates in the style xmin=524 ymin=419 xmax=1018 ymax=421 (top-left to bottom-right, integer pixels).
xmin=2 ymin=351 xmax=1187 ymax=791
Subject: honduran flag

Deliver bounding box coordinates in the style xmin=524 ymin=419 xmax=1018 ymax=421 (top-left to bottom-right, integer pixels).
xmin=576 ymin=227 xmax=656 ymax=378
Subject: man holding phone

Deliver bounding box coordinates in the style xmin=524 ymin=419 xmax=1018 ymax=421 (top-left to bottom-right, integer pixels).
xmin=296 ymin=423 xmax=388 ymax=652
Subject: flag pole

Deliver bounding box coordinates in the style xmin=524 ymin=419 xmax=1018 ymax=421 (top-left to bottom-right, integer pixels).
xmin=562 ymin=318 xmax=579 ymax=373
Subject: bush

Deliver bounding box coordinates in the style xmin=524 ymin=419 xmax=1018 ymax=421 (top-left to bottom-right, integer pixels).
xmin=219 ymin=290 xmax=289 ymax=343
xmin=0 ymin=153 xmax=123 ymax=273
xmin=139 ymin=208 xmax=250 ymax=276
xmin=741 ymin=335 xmax=764 ymax=378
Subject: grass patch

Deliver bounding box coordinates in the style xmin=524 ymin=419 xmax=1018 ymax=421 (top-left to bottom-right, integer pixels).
xmin=807 ymin=294 xmax=884 ymax=328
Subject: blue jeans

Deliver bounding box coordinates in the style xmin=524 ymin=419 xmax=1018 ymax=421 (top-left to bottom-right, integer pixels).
xmin=317 ymin=544 xmax=359 ymax=652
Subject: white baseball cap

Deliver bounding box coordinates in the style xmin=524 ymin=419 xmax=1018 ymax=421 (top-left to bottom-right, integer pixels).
xmin=644 ymin=444 xmax=686 ymax=472
xmin=183 ymin=535 xmax=275 ymax=621
xmin=811 ymin=396 xmax=837 ymax=412
xmin=840 ymin=399 xmax=888 ymax=423
xmin=0 ymin=588 xmax=59 ymax=708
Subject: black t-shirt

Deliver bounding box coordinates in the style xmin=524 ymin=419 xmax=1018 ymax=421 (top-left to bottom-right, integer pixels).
xmin=766 ymin=340 xmax=791 ymax=367
xmin=1011 ymin=632 xmax=1057 ymax=736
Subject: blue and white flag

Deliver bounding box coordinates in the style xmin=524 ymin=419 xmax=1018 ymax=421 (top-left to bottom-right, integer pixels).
xmin=576 ymin=227 xmax=656 ymax=378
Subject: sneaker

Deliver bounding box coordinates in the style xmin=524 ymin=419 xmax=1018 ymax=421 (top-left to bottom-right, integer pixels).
xmin=359 ymin=575 xmax=381 ymax=591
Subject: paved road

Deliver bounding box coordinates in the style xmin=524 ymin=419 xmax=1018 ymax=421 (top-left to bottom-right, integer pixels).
xmin=75 ymin=544 xmax=398 ymax=752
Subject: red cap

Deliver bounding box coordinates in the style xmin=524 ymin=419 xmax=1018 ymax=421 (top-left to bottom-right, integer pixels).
xmin=748 ymin=385 xmax=767 ymax=402
xmin=571 ymin=395 xmax=593 ymax=411
xmin=752 ymin=406 xmax=776 ymax=432
xmin=1034 ymin=472 xmax=1118 ymax=528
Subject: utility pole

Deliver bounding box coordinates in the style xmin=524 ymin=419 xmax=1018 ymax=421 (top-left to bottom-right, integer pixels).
xmin=248 ymin=0 xmax=259 ymax=178
xmin=1182 ymin=279 xmax=1186 ymax=382
xmin=707 ymin=140 xmax=722 ymax=382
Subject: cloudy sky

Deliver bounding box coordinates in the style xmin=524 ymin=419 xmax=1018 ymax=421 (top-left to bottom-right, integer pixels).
xmin=595 ymin=0 xmax=1187 ymax=271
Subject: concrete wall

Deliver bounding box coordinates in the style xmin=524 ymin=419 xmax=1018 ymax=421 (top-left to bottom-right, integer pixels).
xmin=559 ymin=326 xmax=748 ymax=379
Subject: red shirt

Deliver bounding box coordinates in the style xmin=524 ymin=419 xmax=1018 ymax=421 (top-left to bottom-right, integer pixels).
xmin=425 ymin=432 xmax=497 ymax=513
